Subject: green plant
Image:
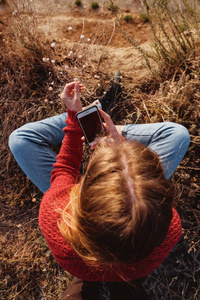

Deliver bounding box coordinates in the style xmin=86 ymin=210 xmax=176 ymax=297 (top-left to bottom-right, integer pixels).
xmin=75 ymin=0 xmax=82 ymax=7
xmin=91 ymin=1 xmax=99 ymax=9
xmin=117 ymin=0 xmax=200 ymax=81
xmin=108 ymin=0 xmax=118 ymax=13
xmin=178 ymin=22 xmax=189 ymax=33
xmin=123 ymin=14 xmax=133 ymax=23
xmin=139 ymin=11 xmax=150 ymax=23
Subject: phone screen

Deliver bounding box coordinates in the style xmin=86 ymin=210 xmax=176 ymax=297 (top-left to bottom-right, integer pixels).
xmin=77 ymin=108 xmax=104 ymax=145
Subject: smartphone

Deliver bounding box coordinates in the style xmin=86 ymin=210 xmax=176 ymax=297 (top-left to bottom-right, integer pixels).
xmin=76 ymin=105 xmax=105 ymax=146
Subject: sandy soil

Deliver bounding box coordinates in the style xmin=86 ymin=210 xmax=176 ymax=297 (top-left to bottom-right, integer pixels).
xmin=1 ymin=0 xmax=153 ymax=81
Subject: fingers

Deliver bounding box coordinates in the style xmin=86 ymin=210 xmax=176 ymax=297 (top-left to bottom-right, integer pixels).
xmin=98 ymin=108 xmax=112 ymax=124
xmin=74 ymin=82 xmax=80 ymax=100
xmin=62 ymin=82 xmax=83 ymax=95
xmin=98 ymin=108 xmax=121 ymax=142
xmin=98 ymin=108 xmax=115 ymax=132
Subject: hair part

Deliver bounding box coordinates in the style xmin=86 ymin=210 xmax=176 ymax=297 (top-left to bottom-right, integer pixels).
xmin=58 ymin=140 xmax=173 ymax=266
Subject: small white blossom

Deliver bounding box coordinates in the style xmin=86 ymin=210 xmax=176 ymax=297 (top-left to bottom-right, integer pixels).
xmin=51 ymin=60 xmax=55 ymax=64
xmin=68 ymin=26 xmax=73 ymax=31
xmin=44 ymin=99 xmax=48 ymax=104
xmin=78 ymin=55 xmax=82 ymax=59
xmin=46 ymin=58 xmax=50 ymax=61
xmin=80 ymin=34 xmax=85 ymax=39
xmin=68 ymin=50 xmax=73 ymax=57
xmin=94 ymin=75 xmax=100 ymax=79
xmin=42 ymin=57 xmax=47 ymax=62
xmin=48 ymin=87 xmax=53 ymax=91
xmin=87 ymin=38 xmax=91 ymax=42
xmin=51 ymin=81 xmax=54 ymax=85
xmin=65 ymin=65 xmax=69 ymax=69
xmin=60 ymin=72 xmax=63 ymax=74
xmin=82 ymin=65 xmax=86 ymax=68
xmin=51 ymin=42 xmax=56 ymax=48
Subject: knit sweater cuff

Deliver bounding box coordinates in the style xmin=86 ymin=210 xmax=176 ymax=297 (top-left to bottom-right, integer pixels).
xmin=65 ymin=109 xmax=82 ymax=133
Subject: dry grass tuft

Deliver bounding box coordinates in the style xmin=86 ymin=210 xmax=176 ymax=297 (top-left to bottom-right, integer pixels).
xmin=0 ymin=0 xmax=200 ymax=299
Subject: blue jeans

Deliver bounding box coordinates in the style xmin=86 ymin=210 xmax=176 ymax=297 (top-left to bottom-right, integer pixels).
xmin=9 ymin=113 xmax=190 ymax=194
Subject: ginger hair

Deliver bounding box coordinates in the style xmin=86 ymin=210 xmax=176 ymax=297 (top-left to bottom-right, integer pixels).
xmin=58 ymin=140 xmax=173 ymax=266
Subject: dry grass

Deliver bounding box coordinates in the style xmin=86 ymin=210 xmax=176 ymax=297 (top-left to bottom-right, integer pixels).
xmin=0 ymin=0 xmax=200 ymax=299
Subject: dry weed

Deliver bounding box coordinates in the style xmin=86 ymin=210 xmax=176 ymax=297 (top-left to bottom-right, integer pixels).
xmin=0 ymin=0 xmax=200 ymax=299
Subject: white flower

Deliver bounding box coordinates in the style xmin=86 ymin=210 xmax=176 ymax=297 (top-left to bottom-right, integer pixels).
xmin=44 ymin=99 xmax=48 ymax=104
xmin=68 ymin=50 xmax=73 ymax=57
xmin=68 ymin=26 xmax=73 ymax=31
xmin=46 ymin=58 xmax=50 ymax=61
xmin=51 ymin=42 xmax=56 ymax=48
xmin=51 ymin=81 xmax=54 ymax=85
xmin=42 ymin=57 xmax=47 ymax=62
xmin=87 ymin=38 xmax=91 ymax=42
xmin=82 ymin=65 xmax=86 ymax=68
xmin=80 ymin=34 xmax=85 ymax=39
xmin=94 ymin=75 xmax=100 ymax=79
xmin=51 ymin=60 xmax=55 ymax=64
xmin=78 ymin=55 xmax=82 ymax=59
xmin=65 ymin=65 xmax=69 ymax=69
xmin=48 ymin=87 xmax=53 ymax=91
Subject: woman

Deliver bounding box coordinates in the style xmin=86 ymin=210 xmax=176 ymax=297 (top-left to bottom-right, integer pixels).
xmin=9 ymin=80 xmax=190 ymax=299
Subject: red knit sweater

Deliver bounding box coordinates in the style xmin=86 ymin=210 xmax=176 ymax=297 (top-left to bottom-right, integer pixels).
xmin=39 ymin=110 xmax=182 ymax=282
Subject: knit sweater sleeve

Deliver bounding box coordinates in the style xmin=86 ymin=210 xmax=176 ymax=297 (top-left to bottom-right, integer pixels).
xmin=39 ymin=109 xmax=83 ymax=266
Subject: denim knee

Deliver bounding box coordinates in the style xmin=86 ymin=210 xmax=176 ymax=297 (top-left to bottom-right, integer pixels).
xmin=9 ymin=129 xmax=21 ymax=157
xmin=167 ymin=122 xmax=190 ymax=147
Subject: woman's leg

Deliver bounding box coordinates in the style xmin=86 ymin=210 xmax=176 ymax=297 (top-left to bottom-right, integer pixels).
xmin=121 ymin=122 xmax=190 ymax=179
xmin=9 ymin=113 xmax=67 ymax=194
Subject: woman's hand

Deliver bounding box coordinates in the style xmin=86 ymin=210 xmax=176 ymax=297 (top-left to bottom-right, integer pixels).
xmin=88 ymin=108 xmax=122 ymax=150
xmin=98 ymin=108 xmax=121 ymax=143
xmin=60 ymin=81 xmax=83 ymax=112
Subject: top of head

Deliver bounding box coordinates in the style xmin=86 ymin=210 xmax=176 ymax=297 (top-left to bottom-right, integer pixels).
xmin=60 ymin=139 xmax=173 ymax=266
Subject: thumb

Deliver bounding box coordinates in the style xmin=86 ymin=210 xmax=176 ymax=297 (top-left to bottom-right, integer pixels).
xmin=74 ymin=82 xmax=80 ymax=100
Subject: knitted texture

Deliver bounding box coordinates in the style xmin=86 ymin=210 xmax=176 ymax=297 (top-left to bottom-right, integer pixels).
xmin=39 ymin=110 xmax=182 ymax=282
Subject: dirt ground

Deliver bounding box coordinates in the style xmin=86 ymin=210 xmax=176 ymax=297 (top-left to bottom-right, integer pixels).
xmin=1 ymin=1 xmax=200 ymax=299
xmin=2 ymin=0 xmax=153 ymax=81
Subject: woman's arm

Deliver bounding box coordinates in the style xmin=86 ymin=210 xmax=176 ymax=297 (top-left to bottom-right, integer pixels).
xmin=39 ymin=82 xmax=84 ymax=261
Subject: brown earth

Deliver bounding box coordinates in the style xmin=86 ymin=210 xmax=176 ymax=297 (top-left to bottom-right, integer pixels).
xmin=2 ymin=1 xmax=200 ymax=300
xmin=1 ymin=0 xmax=153 ymax=81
